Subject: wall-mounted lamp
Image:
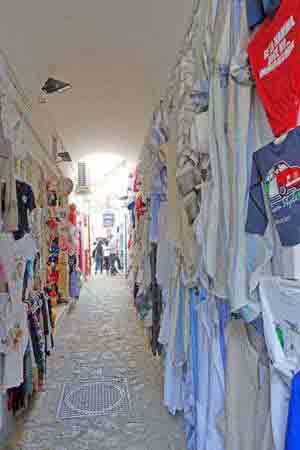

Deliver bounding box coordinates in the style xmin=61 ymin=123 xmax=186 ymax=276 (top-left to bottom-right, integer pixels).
xmin=42 ymin=77 xmax=72 ymax=95
xmin=56 ymin=151 xmax=72 ymax=163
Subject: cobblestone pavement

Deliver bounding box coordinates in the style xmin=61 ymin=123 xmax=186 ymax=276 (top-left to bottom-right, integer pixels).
xmin=12 ymin=276 xmax=186 ymax=450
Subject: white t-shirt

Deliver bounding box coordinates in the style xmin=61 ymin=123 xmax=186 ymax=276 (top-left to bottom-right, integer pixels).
xmin=15 ymin=233 xmax=38 ymax=261
xmin=260 ymin=277 xmax=300 ymax=377
xmin=259 ymin=276 xmax=300 ymax=450
xmin=0 ymin=233 xmax=35 ymax=390
xmin=103 ymin=245 xmax=110 ymax=257
xmin=0 ymin=293 xmax=28 ymax=390
xmin=108 ymin=239 xmax=117 ymax=254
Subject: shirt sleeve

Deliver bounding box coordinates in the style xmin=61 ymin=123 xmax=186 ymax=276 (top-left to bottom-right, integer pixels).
xmin=246 ymin=154 xmax=268 ymax=235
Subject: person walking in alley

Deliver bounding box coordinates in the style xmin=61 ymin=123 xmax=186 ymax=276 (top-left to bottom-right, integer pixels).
xmin=93 ymin=239 xmax=103 ymax=275
xmin=109 ymin=236 xmax=117 ymax=275
xmin=109 ymin=235 xmax=122 ymax=275
xmin=103 ymin=240 xmax=110 ymax=275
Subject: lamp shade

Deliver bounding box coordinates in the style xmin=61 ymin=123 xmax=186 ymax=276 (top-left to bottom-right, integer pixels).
xmin=42 ymin=78 xmax=72 ymax=94
xmin=57 ymin=151 xmax=72 ymax=162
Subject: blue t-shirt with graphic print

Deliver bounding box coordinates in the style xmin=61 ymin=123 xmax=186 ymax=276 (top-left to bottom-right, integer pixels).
xmin=246 ymin=128 xmax=300 ymax=246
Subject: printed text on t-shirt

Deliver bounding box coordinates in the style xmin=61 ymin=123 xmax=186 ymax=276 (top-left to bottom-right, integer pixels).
xmin=260 ymin=16 xmax=296 ymax=79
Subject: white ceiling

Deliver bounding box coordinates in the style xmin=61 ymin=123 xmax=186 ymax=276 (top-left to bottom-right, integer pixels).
xmin=0 ymin=1 xmax=193 ymax=162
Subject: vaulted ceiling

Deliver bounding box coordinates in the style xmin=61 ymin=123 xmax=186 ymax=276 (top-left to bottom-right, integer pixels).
xmin=0 ymin=1 xmax=193 ymax=162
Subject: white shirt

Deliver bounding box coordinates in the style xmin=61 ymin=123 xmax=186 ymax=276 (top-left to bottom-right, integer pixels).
xmin=260 ymin=277 xmax=300 ymax=378
xmin=220 ymin=320 xmax=273 ymax=450
xmin=259 ymin=276 xmax=300 ymax=450
xmin=103 ymin=245 xmax=110 ymax=257
xmin=108 ymin=239 xmax=117 ymax=254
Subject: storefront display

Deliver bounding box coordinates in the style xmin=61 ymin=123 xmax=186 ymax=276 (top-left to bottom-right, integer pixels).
xmin=0 ymin=66 xmax=81 ymax=435
xmin=45 ymin=201 xmax=81 ymax=307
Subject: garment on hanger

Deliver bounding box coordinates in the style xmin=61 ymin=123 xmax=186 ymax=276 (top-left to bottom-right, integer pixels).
xmin=15 ymin=234 xmax=38 ymax=262
xmin=183 ymin=289 xmax=198 ymax=450
xmin=13 ymin=180 xmax=36 ymax=240
xmin=225 ymin=0 xmax=253 ymax=312
xmin=176 ymin=112 xmax=211 ymax=225
xmin=219 ymin=320 xmax=273 ymax=450
xmin=192 ymin=0 xmax=210 ymax=112
xmin=195 ymin=293 xmax=225 ymax=450
xmin=246 ymin=128 xmax=300 ymax=246
xmin=28 ymin=309 xmax=44 ymax=385
xmin=195 ymin=0 xmax=231 ymax=300
xmin=0 ymin=104 xmax=18 ymax=233
xmin=248 ymin=0 xmax=300 ymax=136
xmin=259 ymin=276 xmax=300 ymax=376
xmin=259 ymin=277 xmax=300 ymax=450
xmin=57 ymin=250 xmax=69 ymax=299
xmin=1 ymin=301 xmax=28 ymax=391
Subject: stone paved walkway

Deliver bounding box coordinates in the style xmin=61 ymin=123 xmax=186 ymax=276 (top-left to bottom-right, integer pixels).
xmin=12 ymin=276 xmax=186 ymax=450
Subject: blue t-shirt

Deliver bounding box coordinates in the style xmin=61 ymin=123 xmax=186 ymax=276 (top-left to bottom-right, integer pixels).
xmin=246 ymin=128 xmax=300 ymax=246
xmin=246 ymin=0 xmax=281 ymax=29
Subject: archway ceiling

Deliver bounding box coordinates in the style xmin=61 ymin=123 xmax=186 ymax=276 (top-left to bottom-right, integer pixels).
xmin=0 ymin=1 xmax=193 ymax=161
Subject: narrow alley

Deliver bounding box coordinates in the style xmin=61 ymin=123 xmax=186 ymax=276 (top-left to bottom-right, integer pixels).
xmin=1 ymin=1 xmax=299 ymax=449
xmin=11 ymin=276 xmax=185 ymax=450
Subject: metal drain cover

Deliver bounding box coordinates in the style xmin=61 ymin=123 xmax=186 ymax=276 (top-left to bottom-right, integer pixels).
xmin=57 ymin=378 xmax=130 ymax=419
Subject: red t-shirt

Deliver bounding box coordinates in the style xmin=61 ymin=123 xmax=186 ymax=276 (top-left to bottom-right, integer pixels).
xmin=248 ymin=0 xmax=300 ymax=137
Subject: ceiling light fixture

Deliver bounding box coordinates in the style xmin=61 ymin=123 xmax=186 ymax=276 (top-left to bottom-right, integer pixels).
xmin=56 ymin=151 xmax=72 ymax=163
xmin=41 ymin=77 xmax=72 ymax=95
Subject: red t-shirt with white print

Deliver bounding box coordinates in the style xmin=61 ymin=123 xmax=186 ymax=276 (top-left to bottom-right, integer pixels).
xmin=248 ymin=0 xmax=300 ymax=137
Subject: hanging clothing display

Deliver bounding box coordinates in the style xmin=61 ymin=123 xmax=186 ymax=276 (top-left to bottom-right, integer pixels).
xmin=127 ymin=1 xmax=300 ymax=450
xmin=2 ymin=0 xmax=300 ymax=446
xmin=248 ymin=0 xmax=300 ymax=136
xmin=13 ymin=180 xmax=36 ymax=241
xmin=0 ymin=76 xmax=80 ymax=437
xmin=46 ymin=203 xmax=80 ymax=305
xmin=259 ymin=277 xmax=300 ymax=450
xmin=220 ymin=320 xmax=273 ymax=450
xmin=57 ymin=250 xmax=69 ymax=299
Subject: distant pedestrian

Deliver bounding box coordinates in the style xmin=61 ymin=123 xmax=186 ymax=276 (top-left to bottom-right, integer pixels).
xmin=103 ymin=240 xmax=110 ymax=275
xmin=108 ymin=237 xmax=117 ymax=275
xmin=92 ymin=240 xmax=103 ymax=275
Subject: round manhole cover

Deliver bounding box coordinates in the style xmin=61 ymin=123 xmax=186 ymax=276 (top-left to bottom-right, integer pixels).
xmin=64 ymin=381 xmax=125 ymax=415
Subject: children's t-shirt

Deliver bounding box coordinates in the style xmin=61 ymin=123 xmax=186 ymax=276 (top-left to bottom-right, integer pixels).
xmin=246 ymin=128 xmax=300 ymax=246
xmin=248 ymin=0 xmax=300 ymax=136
